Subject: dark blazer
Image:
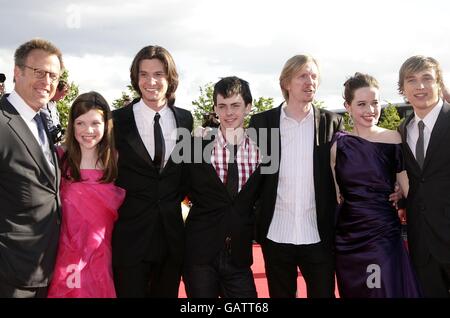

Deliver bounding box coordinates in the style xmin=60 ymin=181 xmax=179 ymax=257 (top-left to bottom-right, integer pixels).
xmin=248 ymin=104 xmax=343 ymax=249
xmin=112 ymin=100 xmax=193 ymax=268
xmin=184 ymin=135 xmax=262 ymax=267
xmin=399 ymin=102 xmax=450 ymax=266
xmin=0 ymin=95 xmax=61 ymax=287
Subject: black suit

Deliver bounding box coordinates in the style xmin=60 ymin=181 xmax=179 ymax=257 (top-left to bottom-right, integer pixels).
xmin=183 ymin=135 xmax=262 ymax=297
xmin=248 ymin=104 xmax=343 ymax=298
xmin=399 ymin=102 xmax=450 ymax=297
xmin=0 ymin=95 xmax=61 ymax=297
xmin=112 ymin=100 xmax=193 ymax=297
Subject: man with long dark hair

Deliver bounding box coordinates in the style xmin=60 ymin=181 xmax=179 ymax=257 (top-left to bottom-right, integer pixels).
xmin=112 ymin=45 xmax=193 ymax=297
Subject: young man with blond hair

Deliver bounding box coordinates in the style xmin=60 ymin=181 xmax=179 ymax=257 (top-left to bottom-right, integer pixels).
xmin=398 ymin=55 xmax=450 ymax=298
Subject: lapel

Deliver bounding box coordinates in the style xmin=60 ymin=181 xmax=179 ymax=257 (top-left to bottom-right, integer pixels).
xmin=171 ymin=105 xmax=188 ymax=142
xmin=422 ymin=102 xmax=450 ymax=170
xmin=399 ymin=112 xmax=420 ymax=172
xmin=313 ymin=106 xmax=321 ymax=147
xmin=312 ymin=106 xmax=321 ymax=188
xmin=121 ymin=103 xmax=155 ymax=167
xmin=399 ymin=112 xmax=413 ymax=152
xmin=269 ymin=105 xmax=282 ymax=167
xmin=199 ymin=136 xmax=229 ymax=195
xmin=162 ymin=105 xmax=187 ymax=173
xmin=2 ymin=99 xmax=56 ymax=187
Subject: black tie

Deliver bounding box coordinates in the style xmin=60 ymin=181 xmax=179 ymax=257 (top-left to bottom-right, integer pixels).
xmin=226 ymin=144 xmax=239 ymax=199
xmin=416 ymin=120 xmax=425 ymax=169
xmin=34 ymin=113 xmax=46 ymax=146
xmin=153 ymin=112 xmax=165 ymax=170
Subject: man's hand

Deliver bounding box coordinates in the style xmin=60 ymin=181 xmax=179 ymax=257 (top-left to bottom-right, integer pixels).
xmin=193 ymin=126 xmax=213 ymax=137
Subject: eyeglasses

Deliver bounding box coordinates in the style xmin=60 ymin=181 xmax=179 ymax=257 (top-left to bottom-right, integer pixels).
xmin=22 ymin=65 xmax=60 ymax=83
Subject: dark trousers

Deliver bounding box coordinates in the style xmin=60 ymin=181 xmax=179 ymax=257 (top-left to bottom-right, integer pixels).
xmin=183 ymin=249 xmax=257 ymax=298
xmin=0 ymin=280 xmax=48 ymax=298
xmin=414 ymin=254 xmax=450 ymax=298
xmin=113 ymin=258 xmax=181 ymax=298
xmin=261 ymin=239 xmax=335 ymax=298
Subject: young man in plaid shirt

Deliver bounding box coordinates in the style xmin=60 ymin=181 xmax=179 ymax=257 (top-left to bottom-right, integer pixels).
xmin=183 ymin=76 xmax=262 ymax=298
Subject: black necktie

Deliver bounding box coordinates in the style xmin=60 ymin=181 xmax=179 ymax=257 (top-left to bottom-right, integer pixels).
xmin=34 ymin=113 xmax=46 ymax=146
xmin=226 ymin=144 xmax=239 ymax=199
xmin=153 ymin=112 xmax=165 ymax=170
xmin=416 ymin=120 xmax=425 ymax=169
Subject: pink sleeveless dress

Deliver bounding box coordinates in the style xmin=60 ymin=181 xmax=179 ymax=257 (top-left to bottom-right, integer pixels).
xmin=48 ymin=169 xmax=125 ymax=298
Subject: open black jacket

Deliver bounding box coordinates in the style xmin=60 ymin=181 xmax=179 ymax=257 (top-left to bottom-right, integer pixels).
xmin=112 ymin=100 xmax=193 ymax=267
xmin=248 ymin=104 xmax=343 ymax=250
xmin=183 ymin=135 xmax=263 ymax=267
xmin=399 ymin=102 xmax=450 ymax=266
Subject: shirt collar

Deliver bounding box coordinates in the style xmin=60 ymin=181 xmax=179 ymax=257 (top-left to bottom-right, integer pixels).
xmin=280 ymin=102 xmax=314 ymax=123
xmin=216 ymin=126 xmax=248 ymax=150
xmin=136 ymin=98 xmax=169 ymax=119
xmin=412 ymin=99 xmax=443 ymax=129
xmin=7 ymin=89 xmax=39 ymax=122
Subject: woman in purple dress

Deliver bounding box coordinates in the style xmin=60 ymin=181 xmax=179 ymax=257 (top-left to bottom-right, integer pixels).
xmin=330 ymin=73 xmax=421 ymax=298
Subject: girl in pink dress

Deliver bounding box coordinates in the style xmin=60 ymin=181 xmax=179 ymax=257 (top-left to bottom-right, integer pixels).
xmin=48 ymin=91 xmax=125 ymax=298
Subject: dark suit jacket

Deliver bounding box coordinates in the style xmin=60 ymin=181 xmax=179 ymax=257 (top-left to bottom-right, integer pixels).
xmin=184 ymin=135 xmax=262 ymax=267
xmin=0 ymin=95 xmax=61 ymax=287
xmin=112 ymin=100 xmax=193 ymax=268
xmin=248 ymin=104 xmax=343 ymax=250
xmin=399 ymin=102 xmax=450 ymax=266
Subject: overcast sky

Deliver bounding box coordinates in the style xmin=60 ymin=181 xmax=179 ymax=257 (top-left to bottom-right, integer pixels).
xmin=1 ymin=0 xmax=449 ymax=111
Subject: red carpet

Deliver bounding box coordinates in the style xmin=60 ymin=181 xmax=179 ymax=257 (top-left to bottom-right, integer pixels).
xmin=178 ymin=243 xmax=339 ymax=298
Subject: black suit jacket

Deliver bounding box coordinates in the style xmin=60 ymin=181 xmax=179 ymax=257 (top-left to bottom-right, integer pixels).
xmin=399 ymin=102 xmax=450 ymax=266
xmin=248 ymin=104 xmax=343 ymax=249
xmin=0 ymin=95 xmax=61 ymax=287
xmin=184 ymin=135 xmax=262 ymax=267
xmin=112 ymin=100 xmax=193 ymax=267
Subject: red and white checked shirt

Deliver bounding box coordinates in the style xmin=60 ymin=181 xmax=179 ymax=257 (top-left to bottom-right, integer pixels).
xmin=211 ymin=129 xmax=260 ymax=192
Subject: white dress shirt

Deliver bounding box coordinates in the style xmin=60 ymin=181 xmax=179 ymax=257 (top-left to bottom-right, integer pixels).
xmin=133 ymin=99 xmax=177 ymax=167
xmin=267 ymin=104 xmax=321 ymax=245
xmin=7 ymin=90 xmax=54 ymax=168
xmin=406 ymin=99 xmax=443 ymax=160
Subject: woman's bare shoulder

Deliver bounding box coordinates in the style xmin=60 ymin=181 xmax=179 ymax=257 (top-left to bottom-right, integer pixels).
xmin=376 ymin=127 xmax=401 ymax=144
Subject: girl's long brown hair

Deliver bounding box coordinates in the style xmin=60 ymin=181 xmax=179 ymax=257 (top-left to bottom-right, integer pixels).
xmin=62 ymin=91 xmax=117 ymax=183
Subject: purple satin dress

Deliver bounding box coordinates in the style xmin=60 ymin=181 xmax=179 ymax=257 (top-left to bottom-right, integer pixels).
xmin=333 ymin=131 xmax=421 ymax=298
